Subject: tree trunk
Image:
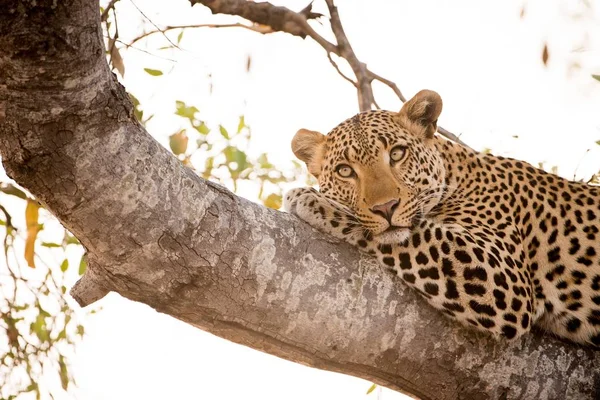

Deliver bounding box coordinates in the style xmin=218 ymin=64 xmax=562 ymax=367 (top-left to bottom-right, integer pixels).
xmin=1 ymin=1 xmax=599 ymax=399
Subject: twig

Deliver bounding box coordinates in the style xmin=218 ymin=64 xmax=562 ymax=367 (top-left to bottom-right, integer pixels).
xmin=101 ymin=0 xmax=119 ymax=22
xmin=438 ymin=126 xmax=469 ymax=148
xmin=111 ymin=37 xmax=179 ymax=62
xmin=368 ymin=70 xmax=407 ymax=102
xmin=130 ymin=0 xmax=182 ymax=51
xmin=128 ymin=23 xmax=274 ymax=47
xmin=326 ymin=53 xmax=356 ymax=87
xmin=324 ymin=0 xmax=373 ymax=111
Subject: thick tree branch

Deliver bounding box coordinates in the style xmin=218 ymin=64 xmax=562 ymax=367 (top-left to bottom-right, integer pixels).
xmin=1 ymin=1 xmax=599 ymax=399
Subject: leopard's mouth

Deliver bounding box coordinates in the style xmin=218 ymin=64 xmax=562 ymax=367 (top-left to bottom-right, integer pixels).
xmin=374 ymin=225 xmax=411 ymax=244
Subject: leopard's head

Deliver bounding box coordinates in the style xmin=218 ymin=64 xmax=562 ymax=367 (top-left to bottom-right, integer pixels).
xmin=292 ymin=90 xmax=447 ymax=244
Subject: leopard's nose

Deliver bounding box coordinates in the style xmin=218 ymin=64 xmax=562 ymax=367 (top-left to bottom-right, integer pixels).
xmin=371 ymin=199 xmax=399 ymax=223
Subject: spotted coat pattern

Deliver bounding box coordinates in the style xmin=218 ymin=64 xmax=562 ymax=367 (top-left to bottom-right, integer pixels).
xmin=285 ymin=92 xmax=600 ymax=346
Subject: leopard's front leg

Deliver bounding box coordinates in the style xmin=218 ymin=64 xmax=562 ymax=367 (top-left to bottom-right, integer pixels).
xmin=284 ymin=188 xmax=373 ymax=251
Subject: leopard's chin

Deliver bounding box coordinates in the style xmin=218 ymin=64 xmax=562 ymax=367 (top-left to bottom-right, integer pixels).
xmin=374 ymin=226 xmax=411 ymax=245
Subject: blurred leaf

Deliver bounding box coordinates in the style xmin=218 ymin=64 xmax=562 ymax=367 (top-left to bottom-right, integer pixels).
xmin=258 ymin=153 xmax=274 ymax=169
xmin=25 ymin=200 xmax=40 ymax=268
xmin=0 ymin=183 xmax=28 ymax=199
xmin=60 ymin=259 xmax=69 ymax=272
xmin=128 ymin=93 xmax=144 ymax=121
xmin=194 ymin=121 xmax=210 ymax=135
xmin=246 ymin=54 xmax=252 ymax=72
xmin=79 ymin=255 xmax=88 ymax=275
xmin=59 ymin=355 xmax=69 ymax=390
xmin=109 ymin=37 xmax=125 ymax=77
xmin=169 ymin=130 xmax=189 ymax=155
xmin=77 ymin=324 xmax=85 ymax=337
xmin=65 ymin=233 xmax=80 ymax=245
xmin=224 ymin=146 xmax=248 ymax=174
xmin=41 ymin=242 xmax=61 ymax=248
xmin=25 ymin=383 xmax=38 ymax=393
xmin=177 ymin=30 xmax=184 ymax=44
xmin=596 ymin=140 xmax=600 ymax=145
xmin=203 ymin=156 xmax=214 ymax=179
xmin=593 ymin=75 xmax=600 ymax=82
xmin=263 ymin=193 xmax=282 ymax=210
xmin=144 ymin=68 xmax=163 ymax=76
xmin=175 ymin=100 xmax=199 ymax=121
xmin=219 ymin=125 xmax=230 ymax=140
xmin=542 ymin=43 xmax=549 ymax=66
xmin=366 ymin=383 xmax=377 ymax=395
xmin=237 ymin=115 xmax=246 ymax=134
xmin=31 ymin=312 xmax=48 ymax=342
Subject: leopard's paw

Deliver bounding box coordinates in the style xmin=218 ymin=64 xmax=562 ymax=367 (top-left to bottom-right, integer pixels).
xmin=284 ymin=187 xmax=318 ymax=215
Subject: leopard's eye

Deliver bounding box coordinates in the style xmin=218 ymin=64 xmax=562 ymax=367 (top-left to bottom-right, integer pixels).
xmin=336 ymin=164 xmax=355 ymax=178
xmin=390 ymin=146 xmax=407 ymax=162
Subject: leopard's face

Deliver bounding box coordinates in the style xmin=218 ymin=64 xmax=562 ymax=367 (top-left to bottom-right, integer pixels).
xmin=292 ymin=90 xmax=446 ymax=243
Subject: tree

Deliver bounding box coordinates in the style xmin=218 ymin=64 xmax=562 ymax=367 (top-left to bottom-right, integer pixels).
xmin=1 ymin=1 xmax=600 ymax=399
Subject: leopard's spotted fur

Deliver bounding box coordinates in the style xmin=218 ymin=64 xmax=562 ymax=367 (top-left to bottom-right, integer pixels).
xmin=285 ymin=90 xmax=600 ymax=346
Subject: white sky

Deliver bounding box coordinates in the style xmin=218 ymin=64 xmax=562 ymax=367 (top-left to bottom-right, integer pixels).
xmin=3 ymin=0 xmax=600 ymax=399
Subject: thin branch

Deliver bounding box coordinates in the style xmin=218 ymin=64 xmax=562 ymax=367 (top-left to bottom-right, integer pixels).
xmin=110 ymin=37 xmax=179 ymax=62
xmin=128 ymin=23 xmax=274 ymax=47
xmin=368 ymin=69 xmax=407 ymax=103
xmin=326 ymin=53 xmax=356 ymax=87
xmin=324 ymin=0 xmax=373 ymax=111
xmin=130 ymin=0 xmax=182 ymax=51
xmin=437 ymin=126 xmax=469 ymax=148
xmin=100 ymin=0 xmax=119 ymax=22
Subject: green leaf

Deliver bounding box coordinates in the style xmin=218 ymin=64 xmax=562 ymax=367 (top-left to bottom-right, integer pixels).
xmin=144 ymin=68 xmax=163 ymax=76
xmin=59 ymin=355 xmax=69 ymax=390
xmin=224 ymin=146 xmax=248 ymax=174
xmin=593 ymin=74 xmax=600 ymax=82
xmin=194 ymin=121 xmax=210 ymax=135
xmin=177 ymin=30 xmax=184 ymax=44
xmin=219 ymin=125 xmax=230 ymax=140
xmin=78 ymin=255 xmax=87 ymax=275
xmin=595 ymin=140 xmax=600 ymax=146
xmin=77 ymin=324 xmax=85 ymax=337
xmin=175 ymin=100 xmax=199 ymax=121
xmin=31 ymin=312 xmax=48 ymax=342
xmin=128 ymin=93 xmax=143 ymax=121
xmin=65 ymin=234 xmax=80 ymax=246
xmin=366 ymin=383 xmax=377 ymax=395
xmin=41 ymin=242 xmax=61 ymax=248
xmin=237 ymin=115 xmax=246 ymax=134
xmin=0 ymin=183 xmax=28 ymax=199
xmin=60 ymin=259 xmax=69 ymax=272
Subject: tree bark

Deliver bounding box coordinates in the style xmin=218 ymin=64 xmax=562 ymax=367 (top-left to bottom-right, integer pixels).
xmin=1 ymin=1 xmax=599 ymax=399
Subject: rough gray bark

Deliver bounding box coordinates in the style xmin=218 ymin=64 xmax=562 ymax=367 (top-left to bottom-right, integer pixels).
xmin=1 ymin=1 xmax=599 ymax=399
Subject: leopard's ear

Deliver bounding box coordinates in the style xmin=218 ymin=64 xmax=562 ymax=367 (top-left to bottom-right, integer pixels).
xmin=292 ymin=129 xmax=326 ymax=177
xmin=398 ymin=90 xmax=442 ymax=139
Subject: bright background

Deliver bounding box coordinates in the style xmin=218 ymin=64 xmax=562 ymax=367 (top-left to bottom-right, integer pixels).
xmin=5 ymin=0 xmax=600 ymax=399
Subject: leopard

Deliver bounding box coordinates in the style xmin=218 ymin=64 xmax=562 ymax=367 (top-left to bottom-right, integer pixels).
xmin=284 ymin=89 xmax=600 ymax=347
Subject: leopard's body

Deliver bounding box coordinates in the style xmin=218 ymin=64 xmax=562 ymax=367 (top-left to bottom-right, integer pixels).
xmin=285 ymin=90 xmax=600 ymax=346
